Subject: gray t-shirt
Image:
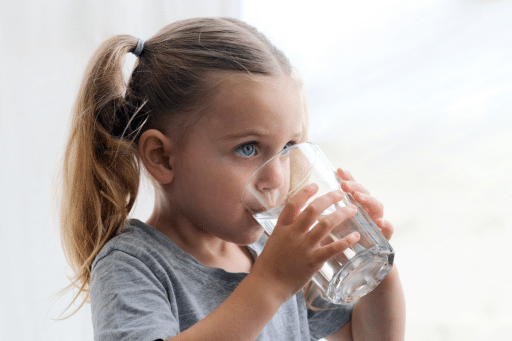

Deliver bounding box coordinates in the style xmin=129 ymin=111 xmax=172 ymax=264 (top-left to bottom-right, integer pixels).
xmin=90 ymin=219 xmax=353 ymax=341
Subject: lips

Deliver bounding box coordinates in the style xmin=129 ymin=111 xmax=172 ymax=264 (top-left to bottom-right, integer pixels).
xmin=242 ymin=193 xmax=274 ymax=214
xmin=245 ymin=204 xmax=267 ymax=215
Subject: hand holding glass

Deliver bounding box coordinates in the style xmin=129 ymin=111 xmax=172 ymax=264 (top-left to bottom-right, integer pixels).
xmin=242 ymin=143 xmax=394 ymax=304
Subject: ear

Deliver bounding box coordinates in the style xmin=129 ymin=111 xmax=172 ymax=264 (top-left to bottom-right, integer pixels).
xmin=138 ymin=129 xmax=175 ymax=184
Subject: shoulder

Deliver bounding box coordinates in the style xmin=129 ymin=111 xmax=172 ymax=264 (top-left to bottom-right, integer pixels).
xmin=90 ymin=219 xmax=186 ymax=303
xmin=91 ymin=219 xmax=183 ymax=276
xmin=94 ymin=220 xmax=151 ymax=263
xmin=89 ymin=220 xmax=181 ymax=340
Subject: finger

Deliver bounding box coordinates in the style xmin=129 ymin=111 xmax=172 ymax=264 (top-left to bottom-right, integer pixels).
xmin=314 ymin=232 xmax=360 ymax=263
xmin=339 ymin=180 xmax=370 ymax=195
xmin=294 ymin=190 xmax=346 ymax=232
xmin=336 ymin=168 xmax=356 ymax=181
xmin=353 ymin=192 xmax=384 ymax=221
xmin=278 ymin=183 xmax=319 ymax=226
xmin=375 ymin=218 xmax=394 ymax=241
xmin=307 ymin=204 xmax=357 ymax=244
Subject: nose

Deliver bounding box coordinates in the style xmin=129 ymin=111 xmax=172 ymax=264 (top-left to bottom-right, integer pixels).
xmin=242 ymin=153 xmax=291 ymax=211
xmin=256 ymin=154 xmax=289 ymax=193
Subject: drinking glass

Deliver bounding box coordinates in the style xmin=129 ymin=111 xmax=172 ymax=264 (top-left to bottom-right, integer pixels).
xmin=242 ymin=142 xmax=394 ymax=304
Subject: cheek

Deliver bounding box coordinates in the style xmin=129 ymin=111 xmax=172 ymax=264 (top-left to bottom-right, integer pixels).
xmin=198 ymin=176 xmax=254 ymax=231
xmin=193 ymin=169 xmax=247 ymax=209
xmin=180 ymin=155 xmax=256 ymax=211
xmin=216 ymin=176 xmax=247 ymax=205
xmin=207 ymin=161 xmax=255 ymax=195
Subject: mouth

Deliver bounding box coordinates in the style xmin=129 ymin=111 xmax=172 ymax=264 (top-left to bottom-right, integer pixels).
xmin=244 ymin=192 xmax=283 ymax=214
xmin=245 ymin=205 xmax=268 ymax=215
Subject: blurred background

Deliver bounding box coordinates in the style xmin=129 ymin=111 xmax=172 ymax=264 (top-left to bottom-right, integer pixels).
xmin=1 ymin=0 xmax=511 ymax=340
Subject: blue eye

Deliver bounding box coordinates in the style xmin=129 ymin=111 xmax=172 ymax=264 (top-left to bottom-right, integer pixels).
xmin=282 ymin=142 xmax=294 ymax=154
xmin=236 ymin=143 xmax=257 ymax=158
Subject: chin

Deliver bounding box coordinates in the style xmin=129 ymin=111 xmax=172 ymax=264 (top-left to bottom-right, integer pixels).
xmin=236 ymin=224 xmax=265 ymax=245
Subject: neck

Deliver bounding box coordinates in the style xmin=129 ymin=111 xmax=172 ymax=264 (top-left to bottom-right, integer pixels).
xmin=146 ymin=193 xmax=253 ymax=272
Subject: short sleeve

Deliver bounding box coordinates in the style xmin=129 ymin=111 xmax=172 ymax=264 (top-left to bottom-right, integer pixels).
xmin=307 ymin=296 xmax=355 ymax=340
xmin=90 ymin=250 xmax=178 ymax=341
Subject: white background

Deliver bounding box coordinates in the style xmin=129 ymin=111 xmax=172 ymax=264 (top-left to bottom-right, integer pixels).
xmin=1 ymin=0 xmax=511 ymax=340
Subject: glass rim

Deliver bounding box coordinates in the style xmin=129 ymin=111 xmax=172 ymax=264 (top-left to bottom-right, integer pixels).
xmin=241 ymin=141 xmax=319 ymax=204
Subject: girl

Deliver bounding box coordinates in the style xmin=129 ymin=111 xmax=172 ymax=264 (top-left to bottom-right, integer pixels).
xmin=60 ymin=17 xmax=405 ymax=340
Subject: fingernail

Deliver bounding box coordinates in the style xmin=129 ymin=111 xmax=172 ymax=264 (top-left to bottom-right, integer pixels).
xmin=307 ymin=183 xmax=319 ymax=192
xmin=334 ymin=190 xmax=344 ymax=201
xmin=350 ymin=232 xmax=360 ymax=242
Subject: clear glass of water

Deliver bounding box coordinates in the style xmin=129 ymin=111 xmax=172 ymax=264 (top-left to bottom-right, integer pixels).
xmin=242 ymin=142 xmax=394 ymax=304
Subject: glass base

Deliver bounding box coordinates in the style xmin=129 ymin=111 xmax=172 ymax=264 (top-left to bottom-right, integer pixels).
xmin=320 ymin=247 xmax=394 ymax=304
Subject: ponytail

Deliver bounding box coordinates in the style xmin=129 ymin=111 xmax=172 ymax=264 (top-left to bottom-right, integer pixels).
xmin=60 ymin=35 xmax=142 ymax=312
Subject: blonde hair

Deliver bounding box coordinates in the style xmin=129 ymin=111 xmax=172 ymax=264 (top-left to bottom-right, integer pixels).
xmin=60 ymin=17 xmax=312 ymax=314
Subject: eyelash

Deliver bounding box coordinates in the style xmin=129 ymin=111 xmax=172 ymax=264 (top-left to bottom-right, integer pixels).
xmin=282 ymin=141 xmax=296 ymax=151
xmin=235 ymin=141 xmax=297 ymax=159
xmin=236 ymin=141 xmax=259 ymax=158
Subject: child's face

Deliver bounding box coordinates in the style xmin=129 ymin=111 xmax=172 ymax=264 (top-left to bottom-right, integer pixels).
xmin=169 ymin=74 xmax=306 ymax=245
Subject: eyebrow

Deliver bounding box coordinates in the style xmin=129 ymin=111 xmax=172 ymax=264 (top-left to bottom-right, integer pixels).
xmin=221 ymin=129 xmax=269 ymax=140
xmin=222 ymin=129 xmax=303 ymax=141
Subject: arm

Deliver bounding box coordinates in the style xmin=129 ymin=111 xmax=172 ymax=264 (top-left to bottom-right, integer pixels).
xmin=327 ymin=266 xmax=405 ymax=341
xmin=327 ymin=169 xmax=406 ymax=341
xmin=351 ymin=266 xmax=405 ymax=340
xmin=170 ymin=184 xmax=360 ymax=341
xmin=168 ymin=270 xmax=285 ymax=341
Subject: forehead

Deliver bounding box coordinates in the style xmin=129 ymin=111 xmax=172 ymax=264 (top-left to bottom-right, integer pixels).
xmin=199 ymin=73 xmax=307 ymax=142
